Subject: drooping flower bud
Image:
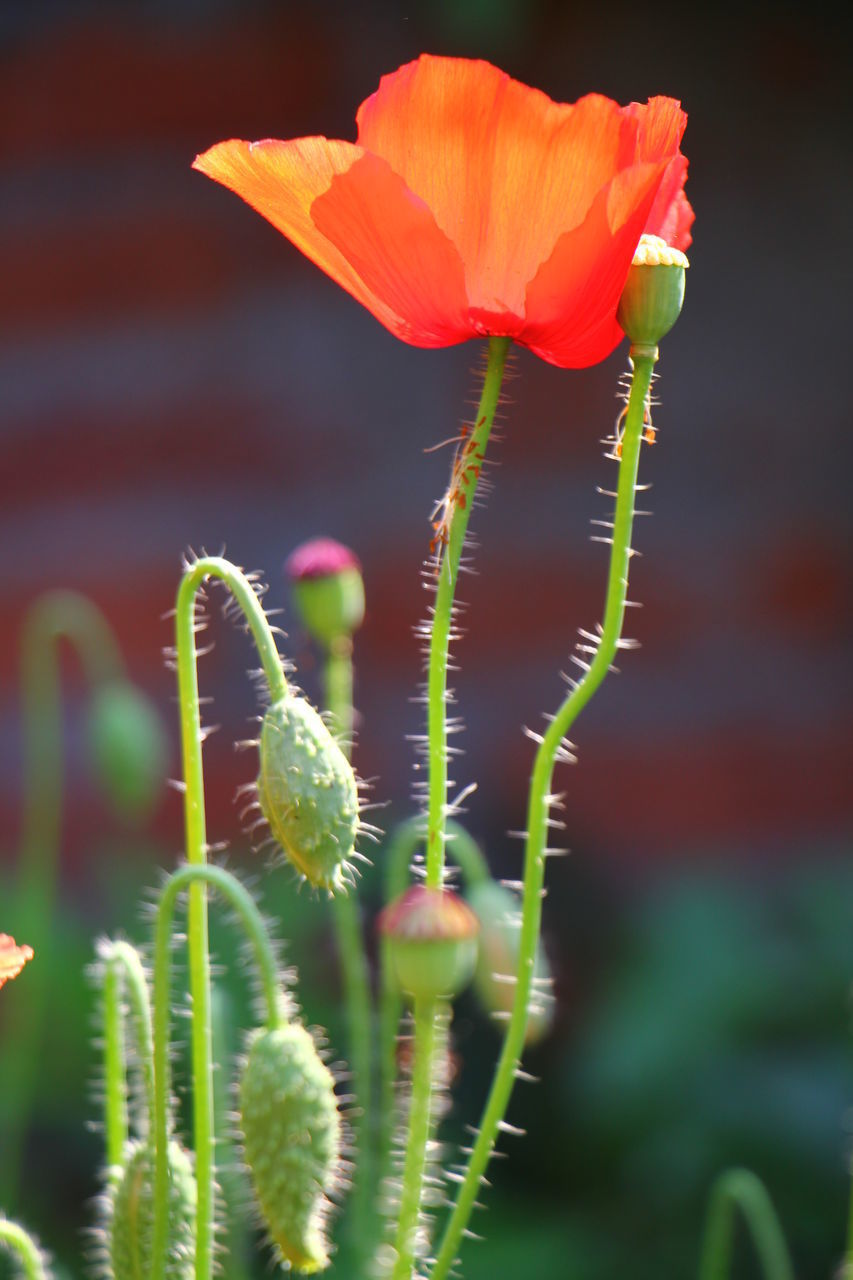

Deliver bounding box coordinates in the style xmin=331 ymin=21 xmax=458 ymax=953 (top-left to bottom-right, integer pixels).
xmin=617 ymin=234 xmax=689 ymax=350
xmin=256 ymin=696 xmax=358 ymax=892
xmin=466 ymin=881 xmax=553 ymax=1045
xmin=285 ymin=538 xmax=365 ymax=648
xmin=239 ymin=1023 xmax=342 ymax=1273
xmin=379 ymin=885 xmax=479 ymax=1001
xmin=108 ymin=1140 xmax=196 ymax=1280
xmin=88 ymin=681 xmax=169 ymax=820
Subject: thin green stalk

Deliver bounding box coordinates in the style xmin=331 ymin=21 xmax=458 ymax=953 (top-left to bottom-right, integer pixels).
xmin=698 ymin=1169 xmax=794 ymax=1280
xmin=99 ymin=939 xmax=156 ymax=1169
xmin=323 ymin=638 xmax=375 ymax=1256
xmin=430 ymin=347 xmax=657 ymax=1280
xmin=163 ymin=557 xmax=287 ymax=1280
xmin=1 ymin=592 xmax=123 ymax=1208
xmin=390 ymin=996 xmax=440 ymax=1280
xmin=151 ymin=862 xmax=282 ymax=1280
xmin=0 ymin=1219 xmax=49 ymax=1280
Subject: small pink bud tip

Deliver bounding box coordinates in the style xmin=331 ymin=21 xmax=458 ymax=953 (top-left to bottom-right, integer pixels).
xmin=285 ymin=538 xmax=361 ymax=582
xmin=379 ymin=885 xmax=479 ymax=942
xmin=379 ymin=886 xmax=479 ymax=1000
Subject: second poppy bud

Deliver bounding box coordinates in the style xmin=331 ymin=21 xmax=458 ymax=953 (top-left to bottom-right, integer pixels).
xmin=379 ymin=885 xmax=479 ymax=1001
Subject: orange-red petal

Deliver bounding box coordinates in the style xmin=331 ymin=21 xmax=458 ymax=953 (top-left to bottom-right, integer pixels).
xmin=0 ymin=933 xmax=33 ymax=989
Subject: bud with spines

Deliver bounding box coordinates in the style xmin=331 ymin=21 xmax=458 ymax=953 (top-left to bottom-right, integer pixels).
xmin=256 ymin=696 xmax=358 ymax=892
xmin=466 ymin=880 xmax=553 ymax=1045
xmin=107 ymin=1140 xmax=196 ymax=1280
xmin=239 ymin=1022 xmax=342 ymax=1273
xmin=285 ymin=538 xmax=365 ymax=648
xmin=617 ymin=234 xmax=689 ymax=352
xmin=88 ymin=681 xmax=169 ymax=820
xmin=379 ymin=885 xmax=479 ymax=1001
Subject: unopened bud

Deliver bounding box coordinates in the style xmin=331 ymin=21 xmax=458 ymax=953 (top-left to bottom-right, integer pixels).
xmin=617 ymin=234 xmax=688 ymax=350
xmin=87 ymin=682 xmax=169 ymax=820
xmin=379 ymin=885 xmax=479 ymax=1001
xmin=467 ymin=881 xmax=553 ymax=1045
xmin=285 ymin=539 xmax=365 ymax=648
xmin=108 ymin=1140 xmax=196 ymax=1280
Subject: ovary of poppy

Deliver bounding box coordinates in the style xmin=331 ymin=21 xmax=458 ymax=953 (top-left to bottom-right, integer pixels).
xmin=194 ymin=55 xmax=693 ymax=369
xmin=0 ymin=933 xmax=33 ymax=989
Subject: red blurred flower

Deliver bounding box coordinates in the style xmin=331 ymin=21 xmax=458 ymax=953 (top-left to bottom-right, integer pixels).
xmin=0 ymin=933 xmax=33 ymax=990
xmin=195 ymin=56 xmax=692 ymax=369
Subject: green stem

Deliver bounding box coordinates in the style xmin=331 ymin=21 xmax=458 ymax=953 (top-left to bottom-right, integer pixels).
xmin=323 ymin=638 xmax=375 ymax=1257
xmin=1 ymin=592 xmax=123 ymax=1209
xmin=99 ymin=939 xmax=156 ymax=1168
xmin=425 ymin=336 xmax=509 ymax=890
xmin=430 ymin=347 xmax=657 ymax=1280
xmin=0 ymin=1219 xmax=49 ymax=1280
xmin=163 ymin=557 xmax=287 ymax=1280
xmin=390 ymin=997 xmax=441 ymax=1280
xmin=151 ymin=862 xmax=282 ymax=1280
xmin=698 ymin=1168 xmax=794 ymax=1280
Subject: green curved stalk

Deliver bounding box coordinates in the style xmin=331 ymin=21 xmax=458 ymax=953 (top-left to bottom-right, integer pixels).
xmin=430 ymin=347 xmax=657 ymax=1280
xmin=0 ymin=1219 xmax=49 ymax=1280
xmin=162 ymin=557 xmax=288 ymax=1280
xmin=1 ymin=592 xmax=123 ymax=1208
xmin=698 ymin=1168 xmax=794 ymax=1280
xmin=151 ymin=862 xmax=283 ymax=1280
xmin=99 ymin=939 xmax=156 ymax=1169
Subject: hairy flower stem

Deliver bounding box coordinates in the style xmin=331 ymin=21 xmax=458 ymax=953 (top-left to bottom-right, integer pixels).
xmin=99 ymin=939 xmax=157 ymax=1169
xmin=391 ymin=996 xmax=441 ymax=1280
xmin=0 ymin=1219 xmax=49 ymax=1280
xmin=698 ymin=1169 xmax=794 ymax=1280
xmin=322 ymin=638 xmax=375 ymax=1258
xmin=167 ymin=557 xmax=287 ymax=1280
xmin=0 ymin=592 xmax=123 ymax=1209
xmin=151 ymin=863 xmax=283 ymax=1280
xmin=430 ymin=347 xmax=657 ymax=1280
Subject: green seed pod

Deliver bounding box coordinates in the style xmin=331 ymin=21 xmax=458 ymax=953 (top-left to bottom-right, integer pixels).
xmin=239 ymin=1024 xmax=342 ymax=1273
xmin=467 ymin=881 xmax=553 ymax=1045
xmin=256 ymin=697 xmax=358 ymax=891
xmin=379 ymin=885 xmax=479 ymax=1001
xmin=108 ymin=1140 xmax=195 ymax=1280
xmin=616 ymin=234 xmax=689 ymax=351
xmin=88 ymin=681 xmax=169 ymax=820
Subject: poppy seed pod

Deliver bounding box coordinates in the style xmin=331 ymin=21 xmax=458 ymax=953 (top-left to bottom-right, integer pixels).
xmin=88 ymin=681 xmax=169 ymax=820
xmin=379 ymin=885 xmax=479 ymax=1001
xmin=108 ymin=1140 xmax=196 ymax=1280
xmin=466 ymin=881 xmax=553 ymax=1045
xmin=286 ymin=539 xmax=365 ymax=648
xmin=239 ymin=1023 xmax=342 ymax=1273
xmin=616 ymin=234 xmax=688 ymax=350
xmin=256 ymin=696 xmax=358 ymax=891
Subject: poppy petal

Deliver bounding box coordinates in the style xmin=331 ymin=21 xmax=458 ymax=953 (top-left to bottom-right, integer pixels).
xmin=645 ymin=153 xmax=694 ymax=250
xmin=310 ymin=152 xmax=471 ymax=347
xmin=0 ymin=933 xmax=33 ymax=989
xmin=193 ymin=137 xmax=406 ymax=335
xmin=356 ymin=56 xmax=629 ymax=317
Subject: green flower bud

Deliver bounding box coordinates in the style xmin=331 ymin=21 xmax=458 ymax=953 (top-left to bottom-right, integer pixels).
xmin=286 ymin=539 xmax=365 ymax=648
xmin=239 ymin=1023 xmax=342 ymax=1273
xmin=256 ymin=696 xmax=358 ymax=892
xmin=379 ymin=885 xmax=479 ymax=1001
xmin=88 ymin=681 xmax=169 ymax=820
xmin=617 ymin=234 xmax=689 ymax=350
xmin=108 ymin=1140 xmax=195 ymax=1280
xmin=467 ymin=881 xmax=553 ymax=1045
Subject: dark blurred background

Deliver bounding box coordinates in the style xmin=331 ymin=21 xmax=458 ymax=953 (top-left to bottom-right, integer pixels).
xmin=1 ymin=1 xmax=851 ymax=1277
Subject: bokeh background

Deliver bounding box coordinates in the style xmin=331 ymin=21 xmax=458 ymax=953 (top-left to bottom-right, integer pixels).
xmin=1 ymin=1 xmax=851 ymax=1277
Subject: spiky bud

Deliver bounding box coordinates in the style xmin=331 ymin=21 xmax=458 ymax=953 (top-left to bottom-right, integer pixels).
xmin=379 ymin=885 xmax=479 ymax=1001
xmin=88 ymin=681 xmax=169 ymax=820
xmin=108 ymin=1141 xmax=195 ymax=1280
xmin=239 ymin=1023 xmax=342 ymax=1273
xmin=286 ymin=539 xmax=365 ymax=648
xmin=466 ymin=881 xmax=553 ymax=1045
xmin=256 ymin=697 xmax=358 ymax=892
xmin=617 ymin=234 xmax=689 ymax=350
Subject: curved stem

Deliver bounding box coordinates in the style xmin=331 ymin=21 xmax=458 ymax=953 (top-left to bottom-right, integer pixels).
xmin=164 ymin=557 xmax=288 ymax=1280
xmin=425 ymin=336 xmax=509 ymax=889
xmin=1 ymin=592 xmax=123 ymax=1208
xmin=698 ymin=1168 xmax=794 ymax=1280
xmin=390 ymin=996 xmax=440 ymax=1280
xmin=430 ymin=348 xmax=657 ymax=1280
xmin=151 ymin=862 xmax=282 ymax=1280
xmin=0 ymin=1219 xmax=49 ymax=1280
xmin=99 ymin=938 xmax=156 ymax=1168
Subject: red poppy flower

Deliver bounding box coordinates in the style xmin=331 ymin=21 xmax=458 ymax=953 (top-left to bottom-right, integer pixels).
xmin=0 ymin=933 xmax=33 ymax=989
xmin=194 ymin=55 xmax=692 ymax=368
